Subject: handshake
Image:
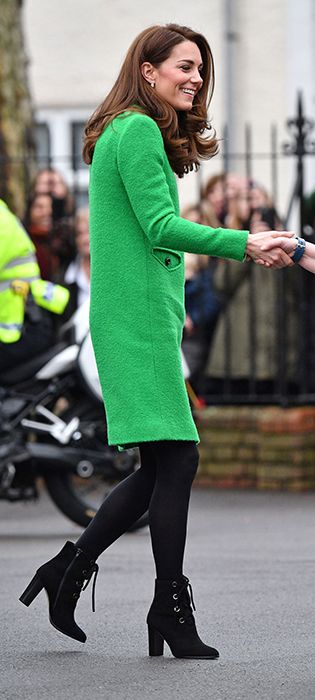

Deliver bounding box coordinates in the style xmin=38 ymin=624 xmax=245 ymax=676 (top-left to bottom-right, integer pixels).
xmin=245 ymin=230 xmax=304 ymax=269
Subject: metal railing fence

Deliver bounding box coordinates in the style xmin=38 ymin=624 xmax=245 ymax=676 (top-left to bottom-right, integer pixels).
xmin=1 ymin=94 xmax=315 ymax=405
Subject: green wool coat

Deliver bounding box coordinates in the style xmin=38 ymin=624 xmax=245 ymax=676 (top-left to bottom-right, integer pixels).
xmin=89 ymin=111 xmax=248 ymax=448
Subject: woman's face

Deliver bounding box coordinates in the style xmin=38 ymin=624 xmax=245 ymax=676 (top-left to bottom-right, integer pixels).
xmin=249 ymin=186 xmax=268 ymax=209
xmin=35 ymin=170 xmax=68 ymax=198
xmin=34 ymin=171 xmax=51 ymax=194
xmin=142 ymin=41 xmax=203 ymax=111
xmin=206 ymin=181 xmax=225 ymax=217
xmin=230 ymin=192 xmax=250 ymax=223
xmin=30 ymin=194 xmax=53 ymax=231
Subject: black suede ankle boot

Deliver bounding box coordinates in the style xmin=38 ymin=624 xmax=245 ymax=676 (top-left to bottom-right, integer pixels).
xmin=147 ymin=576 xmax=219 ymax=659
xmin=19 ymin=541 xmax=98 ymax=643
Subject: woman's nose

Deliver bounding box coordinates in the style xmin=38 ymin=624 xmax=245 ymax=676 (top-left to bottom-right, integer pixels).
xmin=191 ymin=71 xmax=203 ymax=85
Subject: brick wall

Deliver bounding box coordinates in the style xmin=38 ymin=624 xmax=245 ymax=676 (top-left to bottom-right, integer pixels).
xmin=194 ymin=406 xmax=315 ymax=491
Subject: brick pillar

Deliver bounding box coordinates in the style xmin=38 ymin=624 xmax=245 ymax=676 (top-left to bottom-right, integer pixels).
xmin=194 ymin=406 xmax=315 ymax=491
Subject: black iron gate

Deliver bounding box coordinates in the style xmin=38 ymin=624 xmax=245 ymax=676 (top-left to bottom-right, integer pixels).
xmin=202 ymin=94 xmax=315 ymax=406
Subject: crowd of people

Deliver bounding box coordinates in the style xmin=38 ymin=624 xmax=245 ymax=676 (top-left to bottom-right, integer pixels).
xmin=23 ymin=168 xmax=90 ymax=328
xmin=182 ymin=172 xmax=301 ymax=396
xmin=1 ymin=165 xmax=307 ymax=394
xmin=23 ymin=168 xmax=87 ymax=292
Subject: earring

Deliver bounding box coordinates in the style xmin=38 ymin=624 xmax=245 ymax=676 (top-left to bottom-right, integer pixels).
xmin=150 ymin=81 xmax=155 ymax=88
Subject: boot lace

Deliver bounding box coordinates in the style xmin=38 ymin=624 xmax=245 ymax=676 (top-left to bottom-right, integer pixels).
xmin=73 ymin=551 xmax=99 ymax=612
xmin=172 ymin=575 xmax=196 ymax=625
xmin=82 ymin=563 xmax=99 ymax=612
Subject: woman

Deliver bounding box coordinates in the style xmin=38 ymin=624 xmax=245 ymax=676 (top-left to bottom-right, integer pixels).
xmin=24 ymin=190 xmax=75 ymax=280
xmin=202 ymin=173 xmax=226 ymax=224
xmin=54 ymin=207 xmax=90 ymax=323
xmin=202 ymin=172 xmax=248 ymax=227
xmin=24 ymin=192 xmax=54 ymax=279
xmin=19 ymin=23 xmax=292 ymax=660
xmin=30 ymin=169 xmax=76 ymax=271
xmin=31 ymin=168 xmax=74 ymax=220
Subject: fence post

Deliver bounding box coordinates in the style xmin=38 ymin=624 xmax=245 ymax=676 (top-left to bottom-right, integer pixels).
xmin=283 ymin=92 xmax=315 ymax=235
xmin=283 ymin=94 xmax=315 ymax=396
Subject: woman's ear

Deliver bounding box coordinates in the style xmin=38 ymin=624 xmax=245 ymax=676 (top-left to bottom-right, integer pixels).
xmin=141 ymin=62 xmax=157 ymax=85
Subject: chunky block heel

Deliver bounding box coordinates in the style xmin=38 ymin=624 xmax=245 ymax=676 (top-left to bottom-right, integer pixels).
xmin=19 ymin=573 xmax=44 ymax=606
xmin=147 ymin=577 xmax=220 ymax=660
xmin=148 ymin=624 xmax=164 ymax=656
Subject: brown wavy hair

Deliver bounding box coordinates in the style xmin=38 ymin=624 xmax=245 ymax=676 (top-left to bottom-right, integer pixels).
xmin=83 ymin=23 xmax=218 ymax=176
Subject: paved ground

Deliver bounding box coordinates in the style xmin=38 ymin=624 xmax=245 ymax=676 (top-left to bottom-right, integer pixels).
xmin=1 ymin=487 xmax=315 ymax=700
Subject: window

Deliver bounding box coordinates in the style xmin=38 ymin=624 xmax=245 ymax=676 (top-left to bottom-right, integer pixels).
xmin=71 ymin=122 xmax=88 ymax=171
xmin=34 ymin=123 xmax=51 ymax=168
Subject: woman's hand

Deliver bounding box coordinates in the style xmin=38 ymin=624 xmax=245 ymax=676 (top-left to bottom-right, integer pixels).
xmin=260 ymin=231 xmax=297 ymax=256
xmin=246 ymin=230 xmax=295 ymax=268
xmin=261 ymin=235 xmax=315 ymax=274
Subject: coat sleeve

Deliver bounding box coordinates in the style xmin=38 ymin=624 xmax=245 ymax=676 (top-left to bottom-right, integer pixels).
xmin=117 ymin=114 xmax=248 ymax=262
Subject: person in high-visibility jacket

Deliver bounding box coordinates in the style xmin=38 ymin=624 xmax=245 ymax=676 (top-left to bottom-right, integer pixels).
xmin=0 ymin=199 xmax=69 ymax=371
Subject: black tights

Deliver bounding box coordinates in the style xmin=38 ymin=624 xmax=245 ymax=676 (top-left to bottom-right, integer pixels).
xmin=76 ymin=441 xmax=199 ymax=579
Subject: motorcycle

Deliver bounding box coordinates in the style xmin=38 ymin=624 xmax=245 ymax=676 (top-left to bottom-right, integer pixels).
xmin=0 ymin=301 xmax=148 ymax=530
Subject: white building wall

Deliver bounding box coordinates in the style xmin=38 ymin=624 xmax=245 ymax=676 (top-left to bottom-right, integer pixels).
xmin=23 ymin=0 xmax=315 ymax=215
xmin=23 ymin=0 xmax=223 ymax=110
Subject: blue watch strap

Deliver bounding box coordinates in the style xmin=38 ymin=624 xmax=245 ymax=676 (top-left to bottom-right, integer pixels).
xmin=292 ymin=237 xmax=306 ymax=263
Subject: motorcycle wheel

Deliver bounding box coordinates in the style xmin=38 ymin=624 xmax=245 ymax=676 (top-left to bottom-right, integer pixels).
xmin=43 ymin=401 xmax=149 ymax=531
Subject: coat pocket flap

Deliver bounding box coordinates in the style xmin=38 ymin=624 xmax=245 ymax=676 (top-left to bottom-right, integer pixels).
xmin=152 ymin=247 xmax=182 ymax=271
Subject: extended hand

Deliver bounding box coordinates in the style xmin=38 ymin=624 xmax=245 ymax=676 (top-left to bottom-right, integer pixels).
xmin=260 ymin=231 xmax=297 ymax=256
xmin=246 ymin=230 xmax=295 ymax=268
